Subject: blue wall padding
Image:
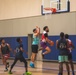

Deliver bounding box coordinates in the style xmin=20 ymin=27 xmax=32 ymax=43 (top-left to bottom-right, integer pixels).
xmin=44 ymin=35 xmax=76 ymax=61
xmin=43 ymin=36 xmax=59 ymax=60
xmin=0 ymin=37 xmax=28 ymax=58
xmin=0 ymin=35 xmax=76 ymax=61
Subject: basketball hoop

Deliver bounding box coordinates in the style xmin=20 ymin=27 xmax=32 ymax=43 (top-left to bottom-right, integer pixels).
xmin=44 ymin=8 xmax=56 ymax=13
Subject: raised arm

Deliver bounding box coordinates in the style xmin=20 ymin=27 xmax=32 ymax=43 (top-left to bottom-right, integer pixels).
xmin=34 ymin=26 xmax=40 ymax=36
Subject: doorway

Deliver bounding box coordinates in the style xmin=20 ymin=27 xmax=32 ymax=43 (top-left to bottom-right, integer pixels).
xmin=28 ymin=34 xmax=42 ymax=61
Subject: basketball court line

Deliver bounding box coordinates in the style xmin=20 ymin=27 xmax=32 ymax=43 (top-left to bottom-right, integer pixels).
xmin=0 ymin=64 xmax=76 ymax=72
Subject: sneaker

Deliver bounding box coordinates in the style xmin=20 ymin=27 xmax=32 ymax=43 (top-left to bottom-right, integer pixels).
xmin=30 ymin=62 xmax=35 ymax=68
xmin=8 ymin=71 xmax=13 ymax=74
xmin=4 ymin=69 xmax=8 ymax=72
xmin=23 ymin=72 xmax=32 ymax=75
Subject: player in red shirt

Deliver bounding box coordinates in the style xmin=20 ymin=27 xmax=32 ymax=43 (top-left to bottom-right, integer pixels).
xmin=40 ymin=26 xmax=54 ymax=58
xmin=65 ymin=34 xmax=75 ymax=75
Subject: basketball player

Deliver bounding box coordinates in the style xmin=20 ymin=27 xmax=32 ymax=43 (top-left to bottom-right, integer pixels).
xmin=9 ymin=38 xmax=31 ymax=75
xmin=40 ymin=26 xmax=52 ymax=58
xmin=56 ymin=32 xmax=70 ymax=75
xmin=65 ymin=34 xmax=75 ymax=75
xmin=30 ymin=26 xmax=40 ymax=68
xmin=0 ymin=38 xmax=12 ymax=72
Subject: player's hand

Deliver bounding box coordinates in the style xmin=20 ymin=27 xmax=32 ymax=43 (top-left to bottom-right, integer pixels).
xmin=68 ymin=48 xmax=72 ymax=51
xmin=36 ymin=26 xmax=39 ymax=28
xmin=48 ymin=40 xmax=54 ymax=46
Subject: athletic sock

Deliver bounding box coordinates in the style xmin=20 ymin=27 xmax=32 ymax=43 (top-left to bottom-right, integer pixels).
xmin=42 ymin=53 xmax=45 ymax=58
xmin=31 ymin=61 xmax=33 ymax=63
xmin=7 ymin=62 xmax=9 ymax=68
xmin=6 ymin=66 xmax=8 ymax=70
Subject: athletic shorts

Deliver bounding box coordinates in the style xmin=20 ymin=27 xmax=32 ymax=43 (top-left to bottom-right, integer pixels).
xmin=32 ymin=45 xmax=38 ymax=53
xmin=68 ymin=53 xmax=72 ymax=60
xmin=58 ymin=55 xmax=68 ymax=62
xmin=40 ymin=41 xmax=47 ymax=49
xmin=15 ymin=56 xmax=26 ymax=62
xmin=3 ymin=54 xmax=10 ymax=60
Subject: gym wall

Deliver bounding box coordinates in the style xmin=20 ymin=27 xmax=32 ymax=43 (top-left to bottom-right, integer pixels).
xmin=0 ymin=12 xmax=76 ymax=37
xmin=0 ymin=0 xmax=76 ymax=20
xmin=0 ymin=12 xmax=76 ymax=61
xmin=0 ymin=0 xmax=42 ymax=20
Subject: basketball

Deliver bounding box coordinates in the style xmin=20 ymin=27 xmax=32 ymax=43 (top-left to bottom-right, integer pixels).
xmin=49 ymin=40 xmax=54 ymax=46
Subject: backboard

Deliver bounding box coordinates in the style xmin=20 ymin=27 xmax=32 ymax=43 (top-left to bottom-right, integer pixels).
xmin=41 ymin=0 xmax=70 ymax=15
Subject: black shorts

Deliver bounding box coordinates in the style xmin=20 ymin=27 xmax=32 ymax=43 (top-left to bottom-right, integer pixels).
xmin=16 ymin=56 xmax=26 ymax=62
xmin=68 ymin=53 xmax=72 ymax=60
xmin=32 ymin=45 xmax=38 ymax=53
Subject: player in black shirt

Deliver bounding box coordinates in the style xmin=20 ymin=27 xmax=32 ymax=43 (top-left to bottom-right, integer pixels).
xmin=9 ymin=38 xmax=31 ymax=75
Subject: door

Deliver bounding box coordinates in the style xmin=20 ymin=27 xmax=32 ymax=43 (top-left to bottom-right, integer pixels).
xmin=28 ymin=34 xmax=42 ymax=61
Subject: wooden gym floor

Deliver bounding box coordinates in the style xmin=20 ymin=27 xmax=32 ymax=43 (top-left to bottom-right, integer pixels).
xmin=0 ymin=60 xmax=76 ymax=75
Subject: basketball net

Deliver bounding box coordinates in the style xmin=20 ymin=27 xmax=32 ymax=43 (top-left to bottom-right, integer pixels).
xmin=44 ymin=8 xmax=56 ymax=19
xmin=45 ymin=13 xmax=52 ymax=20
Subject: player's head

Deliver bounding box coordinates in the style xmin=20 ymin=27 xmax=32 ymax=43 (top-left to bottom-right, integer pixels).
xmin=0 ymin=38 xmax=5 ymax=44
xmin=43 ymin=26 xmax=49 ymax=32
xmin=33 ymin=28 xmax=37 ymax=33
xmin=16 ymin=37 xmax=22 ymax=43
xmin=60 ymin=32 xmax=64 ymax=39
xmin=65 ymin=34 xmax=69 ymax=39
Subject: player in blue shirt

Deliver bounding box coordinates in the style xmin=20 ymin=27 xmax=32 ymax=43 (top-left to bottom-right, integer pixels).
xmin=56 ymin=32 xmax=70 ymax=75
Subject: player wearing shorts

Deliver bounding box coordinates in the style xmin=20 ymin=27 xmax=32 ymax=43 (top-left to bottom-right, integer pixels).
xmin=40 ymin=26 xmax=52 ymax=58
xmin=9 ymin=38 xmax=31 ymax=75
xmin=56 ymin=32 xmax=70 ymax=75
xmin=65 ymin=34 xmax=75 ymax=75
xmin=0 ymin=38 xmax=12 ymax=72
xmin=30 ymin=26 xmax=40 ymax=68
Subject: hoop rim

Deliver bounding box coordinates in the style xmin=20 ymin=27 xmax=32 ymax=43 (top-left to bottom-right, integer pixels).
xmin=44 ymin=7 xmax=56 ymax=10
xmin=44 ymin=7 xmax=57 ymax=13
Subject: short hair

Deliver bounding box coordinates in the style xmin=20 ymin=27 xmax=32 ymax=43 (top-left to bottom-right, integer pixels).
xmin=16 ymin=37 xmax=21 ymax=42
xmin=60 ymin=32 xmax=64 ymax=38
xmin=0 ymin=38 xmax=4 ymax=42
xmin=33 ymin=28 xmax=36 ymax=32
xmin=65 ymin=34 xmax=69 ymax=39
xmin=43 ymin=26 xmax=48 ymax=30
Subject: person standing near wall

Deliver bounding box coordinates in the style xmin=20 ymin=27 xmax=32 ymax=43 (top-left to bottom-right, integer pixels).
xmin=30 ymin=26 xmax=40 ymax=68
xmin=9 ymin=38 xmax=31 ymax=75
xmin=65 ymin=34 xmax=75 ymax=75
xmin=56 ymin=32 xmax=70 ymax=75
xmin=0 ymin=38 xmax=12 ymax=72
